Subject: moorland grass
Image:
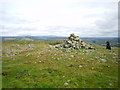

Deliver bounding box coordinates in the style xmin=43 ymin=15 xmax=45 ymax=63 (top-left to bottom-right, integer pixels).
xmin=2 ymin=41 xmax=119 ymax=88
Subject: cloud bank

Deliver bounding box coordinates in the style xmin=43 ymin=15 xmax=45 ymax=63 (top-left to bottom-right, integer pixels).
xmin=0 ymin=0 xmax=119 ymax=37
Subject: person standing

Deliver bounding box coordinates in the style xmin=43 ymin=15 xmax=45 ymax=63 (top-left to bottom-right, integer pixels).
xmin=106 ymin=41 xmax=111 ymax=50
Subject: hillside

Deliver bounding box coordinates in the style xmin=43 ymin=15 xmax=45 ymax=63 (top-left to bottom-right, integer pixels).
xmin=1 ymin=40 xmax=119 ymax=88
xmin=1 ymin=36 xmax=120 ymax=47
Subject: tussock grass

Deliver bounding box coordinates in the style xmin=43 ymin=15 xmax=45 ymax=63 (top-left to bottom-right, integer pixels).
xmin=2 ymin=41 xmax=119 ymax=88
xmin=48 ymin=40 xmax=63 ymax=45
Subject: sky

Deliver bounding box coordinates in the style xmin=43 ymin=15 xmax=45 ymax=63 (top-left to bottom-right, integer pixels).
xmin=0 ymin=0 xmax=119 ymax=37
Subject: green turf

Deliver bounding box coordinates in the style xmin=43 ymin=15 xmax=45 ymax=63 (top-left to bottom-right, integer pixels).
xmin=2 ymin=41 xmax=119 ymax=88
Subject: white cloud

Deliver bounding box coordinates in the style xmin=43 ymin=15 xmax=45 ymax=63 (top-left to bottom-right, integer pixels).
xmin=0 ymin=0 xmax=119 ymax=37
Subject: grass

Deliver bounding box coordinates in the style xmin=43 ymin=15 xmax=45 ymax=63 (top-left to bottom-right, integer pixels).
xmin=2 ymin=41 xmax=119 ymax=88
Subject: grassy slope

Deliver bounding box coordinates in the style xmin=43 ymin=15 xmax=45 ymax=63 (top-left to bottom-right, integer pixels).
xmin=2 ymin=41 xmax=119 ymax=88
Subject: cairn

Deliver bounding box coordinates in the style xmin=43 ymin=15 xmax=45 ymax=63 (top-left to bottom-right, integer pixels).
xmin=54 ymin=33 xmax=94 ymax=49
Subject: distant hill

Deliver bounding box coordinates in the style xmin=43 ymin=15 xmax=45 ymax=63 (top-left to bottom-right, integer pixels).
xmin=81 ymin=37 xmax=119 ymax=47
xmin=1 ymin=36 xmax=119 ymax=47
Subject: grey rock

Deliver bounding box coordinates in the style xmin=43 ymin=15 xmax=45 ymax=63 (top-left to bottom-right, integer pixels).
xmin=53 ymin=33 xmax=95 ymax=49
xmin=64 ymin=49 xmax=71 ymax=53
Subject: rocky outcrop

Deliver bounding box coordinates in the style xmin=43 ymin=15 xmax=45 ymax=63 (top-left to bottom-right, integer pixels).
xmin=54 ymin=33 xmax=94 ymax=49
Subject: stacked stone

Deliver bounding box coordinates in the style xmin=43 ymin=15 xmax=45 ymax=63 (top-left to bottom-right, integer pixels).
xmin=54 ymin=33 xmax=94 ymax=49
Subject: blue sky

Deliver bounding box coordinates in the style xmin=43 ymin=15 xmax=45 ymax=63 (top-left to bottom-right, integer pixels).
xmin=0 ymin=0 xmax=119 ymax=37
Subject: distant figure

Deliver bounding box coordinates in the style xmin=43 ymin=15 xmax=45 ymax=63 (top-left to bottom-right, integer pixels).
xmin=106 ymin=41 xmax=111 ymax=50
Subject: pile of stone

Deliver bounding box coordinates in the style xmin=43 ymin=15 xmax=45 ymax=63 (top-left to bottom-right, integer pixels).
xmin=54 ymin=33 xmax=94 ymax=49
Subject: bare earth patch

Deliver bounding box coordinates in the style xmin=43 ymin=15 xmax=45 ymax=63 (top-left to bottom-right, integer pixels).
xmin=4 ymin=38 xmax=16 ymax=40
